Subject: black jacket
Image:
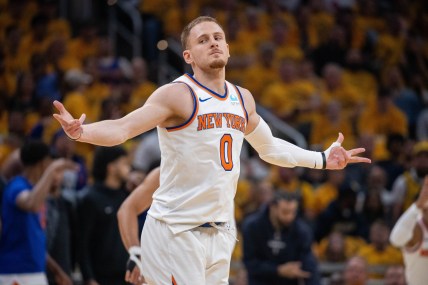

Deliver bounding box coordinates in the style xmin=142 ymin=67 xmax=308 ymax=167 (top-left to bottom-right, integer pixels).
xmin=77 ymin=183 xmax=129 ymax=284
xmin=242 ymin=205 xmax=320 ymax=285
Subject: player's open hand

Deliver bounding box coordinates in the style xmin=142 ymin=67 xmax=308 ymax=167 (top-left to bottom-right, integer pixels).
xmin=326 ymin=133 xmax=371 ymax=170
xmin=52 ymin=100 xmax=86 ymax=140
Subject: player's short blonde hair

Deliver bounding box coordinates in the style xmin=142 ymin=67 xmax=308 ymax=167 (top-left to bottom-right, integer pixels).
xmin=181 ymin=16 xmax=223 ymax=50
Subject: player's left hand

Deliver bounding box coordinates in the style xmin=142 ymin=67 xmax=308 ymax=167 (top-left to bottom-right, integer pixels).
xmin=326 ymin=133 xmax=371 ymax=170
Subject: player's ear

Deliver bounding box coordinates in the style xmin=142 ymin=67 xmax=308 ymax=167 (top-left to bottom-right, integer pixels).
xmin=226 ymin=43 xmax=230 ymax=57
xmin=183 ymin=50 xmax=192 ymax=64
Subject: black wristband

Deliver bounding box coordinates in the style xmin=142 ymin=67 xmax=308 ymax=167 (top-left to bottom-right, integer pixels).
xmin=126 ymin=258 xmax=137 ymax=272
xmin=321 ymin=152 xmax=326 ymax=169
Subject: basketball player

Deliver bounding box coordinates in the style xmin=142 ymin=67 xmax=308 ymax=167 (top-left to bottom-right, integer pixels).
xmin=390 ymin=176 xmax=428 ymax=285
xmin=117 ymin=167 xmax=160 ymax=285
xmin=53 ymin=16 xmax=371 ymax=285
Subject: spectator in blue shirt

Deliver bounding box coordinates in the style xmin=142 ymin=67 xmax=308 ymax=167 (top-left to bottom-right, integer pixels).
xmin=0 ymin=140 xmax=75 ymax=285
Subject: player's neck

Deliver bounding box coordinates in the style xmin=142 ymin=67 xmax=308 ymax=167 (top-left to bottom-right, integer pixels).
xmin=192 ymin=68 xmax=225 ymax=94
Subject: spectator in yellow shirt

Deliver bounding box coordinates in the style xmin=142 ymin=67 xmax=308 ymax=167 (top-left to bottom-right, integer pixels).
xmin=269 ymin=166 xmax=316 ymax=221
xmin=271 ymin=18 xmax=304 ymax=62
xmin=38 ymin=0 xmax=71 ymax=40
xmin=62 ymin=69 xmax=95 ymax=164
xmin=357 ymin=220 xmax=403 ymax=278
xmin=242 ymin=42 xmax=279 ymax=102
xmin=261 ymin=58 xmax=316 ymax=126
xmin=321 ymin=63 xmax=362 ymax=122
xmin=343 ymin=49 xmax=378 ymax=106
xmin=128 ymin=57 xmax=157 ymax=112
xmin=225 ymin=13 xmax=256 ymax=85
xmin=18 ymin=13 xmax=53 ymax=65
xmin=358 ymin=87 xmax=408 ymax=137
xmin=46 ymin=37 xmax=81 ymax=74
xmin=0 ymin=51 xmax=17 ymax=98
xmin=68 ymin=22 xmax=99 ymax=62
xmin=82 ymin=56 xmax=112 ymax=122
xmin=313 ymin=169 xmax=346 ymax=215
xmin=315 ymin=230 xmax=366 ymax=262
xmin=310 ymin=100 xmax=355 ymax=150
xmin=307 ymin=0 xmax=335 ymax=49
xmin=3 ymin=25 xmax=28 ymax=74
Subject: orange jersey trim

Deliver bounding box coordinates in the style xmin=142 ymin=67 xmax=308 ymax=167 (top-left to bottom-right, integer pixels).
xmin=172 ymin=275 xmax=178 ymax=285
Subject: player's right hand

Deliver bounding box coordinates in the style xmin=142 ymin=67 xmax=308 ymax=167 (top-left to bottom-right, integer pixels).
xmin=52 ymin=100 xmax=86 ymax=140
xmin=416 ymin=176 xmax=428 ymax=209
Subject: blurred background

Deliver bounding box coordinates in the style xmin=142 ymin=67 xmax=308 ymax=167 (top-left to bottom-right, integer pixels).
xmin=0 ymin=0 xmax=427 ymax=284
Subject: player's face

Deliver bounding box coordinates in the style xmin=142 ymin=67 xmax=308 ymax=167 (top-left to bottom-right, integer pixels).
xmin=183 ymin=21 xmax=230 ymax=70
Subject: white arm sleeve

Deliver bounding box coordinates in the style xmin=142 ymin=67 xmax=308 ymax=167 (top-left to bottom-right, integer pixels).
xmin=390 ymin=204 xmax=420 ymax=247
xmin=245 ymin=118 xmax=339 ymax=169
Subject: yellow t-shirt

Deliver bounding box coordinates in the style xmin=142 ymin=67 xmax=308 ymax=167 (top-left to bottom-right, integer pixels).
xmin=313 ymin=182 xmax=339 ymax=214
xmin=358 ymin=101 xmax=408 ymax=136
xmin=242 ymin=63 xmax=279 ymax=102
xmin=357 ymin=244 xmax=403 ymax=278
xmin=127 ymin=81 xmax=158 ymax=113
xmin=68 ymin=38 xmax=99 ymax=62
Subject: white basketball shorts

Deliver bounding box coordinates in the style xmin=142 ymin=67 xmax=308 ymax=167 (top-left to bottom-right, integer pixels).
xmin=140 ymin=215 xmax=237 ymax=285
xmin=0 ymin=272 xmax=48 ymax=285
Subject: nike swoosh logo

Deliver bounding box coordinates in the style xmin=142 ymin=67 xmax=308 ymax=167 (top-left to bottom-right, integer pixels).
xmin=199 ymin=97 xmax=212 ymax=102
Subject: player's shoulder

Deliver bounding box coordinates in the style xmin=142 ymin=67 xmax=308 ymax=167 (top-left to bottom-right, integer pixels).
xmin=234 ymin=85 xmax=256 ymax=111
xmin=154 ymin=81 xmax=192 ymax=95
xmin=148 ymin=81 xmax=194 ymax=103
xmin=233 ymin=85 xmax=251 ymax=97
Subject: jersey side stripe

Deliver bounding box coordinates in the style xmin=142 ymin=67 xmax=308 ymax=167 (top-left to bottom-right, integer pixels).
xmin=233 ymin=85 xmax=249 ymax=123
xmin=166 ymin=81 xmax=199 ymax=132
xmin=184 ymin=73 xmax=229 ymax=101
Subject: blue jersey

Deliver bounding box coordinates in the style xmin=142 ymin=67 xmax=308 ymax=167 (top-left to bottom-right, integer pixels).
xmin=0 ymin=176 xmax=46 ymax=273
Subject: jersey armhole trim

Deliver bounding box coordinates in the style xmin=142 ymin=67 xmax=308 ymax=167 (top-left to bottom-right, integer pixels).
xmin=233 ymin=85 xmax=249 ymax=123
xmin=166 ymin=81 xmax=199 ymax=132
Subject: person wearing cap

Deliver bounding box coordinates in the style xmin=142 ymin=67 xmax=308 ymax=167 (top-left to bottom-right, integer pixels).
xmin=77 ymin=146 xmax=133 ymax=285
xmin=390 ymin=141 xmax=428 ymax=222
xmin=0 ymin=140 xmax=76 ymax=285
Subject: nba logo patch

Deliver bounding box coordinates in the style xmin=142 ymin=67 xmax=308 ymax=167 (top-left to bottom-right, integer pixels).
xmin=230 ymin=93 xmax=239 ymax=105
xmin=230 ymin=93 xmax=238 ymax=102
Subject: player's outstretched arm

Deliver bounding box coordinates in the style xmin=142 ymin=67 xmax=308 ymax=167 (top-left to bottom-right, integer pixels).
xmin=53 ymin=84 xmax=185 ymax=146
xmin=117 ymin=167 xmax=160 ymax=285
xmin=240 ymin=87 xmax=371 ymax=170
xmin=390 ymin=176 xmax=428 ymax=248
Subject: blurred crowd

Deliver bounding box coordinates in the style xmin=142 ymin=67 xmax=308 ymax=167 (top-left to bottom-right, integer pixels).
xmin=0 ymin=0 xmax=427 ymax=284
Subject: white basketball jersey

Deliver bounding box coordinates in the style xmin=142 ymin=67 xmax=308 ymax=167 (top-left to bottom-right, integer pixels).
xmin=148 ymin=74 xmax=248 ymax=234
xmin=403 ymin=219 xmax=428 ymax=285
